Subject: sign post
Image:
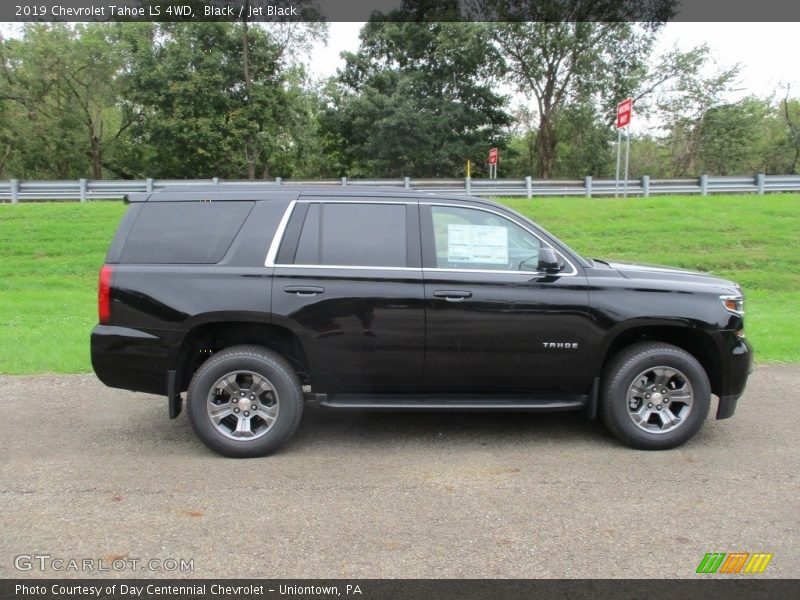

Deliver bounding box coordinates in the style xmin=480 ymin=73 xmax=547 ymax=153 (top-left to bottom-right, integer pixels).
xmin=615 ymin=128 xmax=622 ymax=198
xmin=615 ymin=98 xmax=633 ymax=198
xmin=487 ymin=147 xmax=498 ymax=179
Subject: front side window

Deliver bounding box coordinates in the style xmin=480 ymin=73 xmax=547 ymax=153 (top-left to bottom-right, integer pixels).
xmin=430 ymin=205 xmax=543 ymax=271
xmin=294 ymin=203 xmax=408 ymax=268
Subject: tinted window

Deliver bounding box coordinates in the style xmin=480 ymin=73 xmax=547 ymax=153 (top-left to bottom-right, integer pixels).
xmin=121 ymin=201 xmax=253 ymax=264
xmin=294 ymin=203 xmax=408 ymax=267
xmin=431 ymin=205 xmax=541 ymax=271
xmin=293 ymin=203 xmax=320 ymax=265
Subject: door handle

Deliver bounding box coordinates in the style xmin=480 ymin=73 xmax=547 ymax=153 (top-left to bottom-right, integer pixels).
xmin=284 ymin=286 xmax=325 ymax=296
xmin=433 ymin=290 xmax=472 ymax=302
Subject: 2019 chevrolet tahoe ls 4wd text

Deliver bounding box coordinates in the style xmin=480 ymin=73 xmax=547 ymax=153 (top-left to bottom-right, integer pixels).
xmin=91 ymin=185 xmax=752 ymax=457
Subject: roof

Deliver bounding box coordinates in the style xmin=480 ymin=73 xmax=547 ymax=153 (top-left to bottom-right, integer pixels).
xmin=125 ymin=184 xmax=447 ymax=203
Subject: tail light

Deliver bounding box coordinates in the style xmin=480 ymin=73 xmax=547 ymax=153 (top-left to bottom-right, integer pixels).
xmin=98 ymin=265 xmax=113 ymax=324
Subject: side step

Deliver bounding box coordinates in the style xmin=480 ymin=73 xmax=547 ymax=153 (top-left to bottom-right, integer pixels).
xmin=319 ymin=393 xmax=588 ymax=412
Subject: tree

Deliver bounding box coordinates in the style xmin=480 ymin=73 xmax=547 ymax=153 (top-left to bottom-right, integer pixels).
xmin=501 ymin=106 xmax=538 ymax=177
xmin=779 ymin=92 xmax=800 ymax=174
xmin=552 ymin=102 xmax=617 ymax=177
xmin=68 ymin=24 xmax=134 ymax=178
xmin=117 ymin=22 xmax=324 ymax=179
xmin=653 ymin=45 xmax=741 ymax=176
xmin=491 ymin=21 xmax=662 ymax=178
xmin=694 ymin=98 xmax=771 ymax=175
xmin=239 ymin=12 xmax=327 ymax=178
xmin=627 ymin=134 xmax=672 ymax=178
xmin=0 ymin=24 xmax=129 ymax=178
xmin=321 ymin=20 xmax=511 ymax=177
xmin=503 ymin=101 xmax=615 ymax=178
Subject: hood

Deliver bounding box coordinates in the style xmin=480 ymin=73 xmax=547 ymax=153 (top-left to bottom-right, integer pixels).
xmin=599 ymin=259 xmax=741 ymax=292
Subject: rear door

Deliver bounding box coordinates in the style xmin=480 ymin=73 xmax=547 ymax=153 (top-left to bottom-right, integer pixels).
xmin=420 ymin=202 xmax=590 ymax=393
xmin=270 ymin=198 xmax=425 ymax=393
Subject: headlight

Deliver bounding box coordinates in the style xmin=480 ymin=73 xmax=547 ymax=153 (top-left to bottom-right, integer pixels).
xmin=720 ymin=294 xmax=744 ymax=315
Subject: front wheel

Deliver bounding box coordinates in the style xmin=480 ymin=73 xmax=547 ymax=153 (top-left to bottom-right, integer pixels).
xmin=187 ymin=345 xmax=303 ymax=457
xmin=600 ymin=342 xmax=711 ymax=450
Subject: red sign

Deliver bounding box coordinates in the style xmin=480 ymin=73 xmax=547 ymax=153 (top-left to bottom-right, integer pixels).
xmin=488 ymin=147 xmax=499 ymax=165
xmin=616 ymin=98 xmax=633 ymax=129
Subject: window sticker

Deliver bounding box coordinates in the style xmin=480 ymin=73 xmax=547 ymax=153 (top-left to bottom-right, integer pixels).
xmin=447 ymin=224 xmax=508 ymax=264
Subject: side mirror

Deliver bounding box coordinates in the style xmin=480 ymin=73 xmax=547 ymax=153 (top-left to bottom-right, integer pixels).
xmin=537 ymin=247 xmax=563 ymax=273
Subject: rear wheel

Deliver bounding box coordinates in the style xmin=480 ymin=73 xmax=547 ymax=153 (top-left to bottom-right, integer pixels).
xmin=187 ymin=345 xmax=303 ymax=457
xmin=600 ymin=342 xmax=711 ymax=450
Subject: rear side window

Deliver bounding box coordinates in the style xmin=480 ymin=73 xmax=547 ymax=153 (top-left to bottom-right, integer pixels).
xmin=293 ymin=203 xmax=407 ymax=268
xmin=120 ymin=201 xmax=253 ymax=264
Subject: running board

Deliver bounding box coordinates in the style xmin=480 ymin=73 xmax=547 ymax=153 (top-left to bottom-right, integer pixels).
xmin=319 ymin=393 xmax=588 ymax=412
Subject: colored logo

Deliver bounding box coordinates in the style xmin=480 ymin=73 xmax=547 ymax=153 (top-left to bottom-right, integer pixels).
xmin=696 ymin=552 xmax=773 ymax=574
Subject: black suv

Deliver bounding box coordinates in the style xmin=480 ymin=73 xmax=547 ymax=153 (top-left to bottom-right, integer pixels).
xmin=91 ymin=185 xmax=752 ymax=457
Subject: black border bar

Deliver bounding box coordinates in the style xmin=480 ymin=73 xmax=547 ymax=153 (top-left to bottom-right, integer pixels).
xmin=1 ymin=579 xmax=799 ymax=600
xmin=3 ymin=0 xmax=800 ymax=23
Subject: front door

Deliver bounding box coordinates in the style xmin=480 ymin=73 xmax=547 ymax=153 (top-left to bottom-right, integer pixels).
xmin=420 ymin=202 xmax=590 ymax=393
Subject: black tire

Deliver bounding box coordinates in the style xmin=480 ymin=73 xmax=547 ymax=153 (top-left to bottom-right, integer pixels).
xmin=600 ymin=342 xmax=711 ymax=450
xmin=187 ymin=345 xmax=303 ymax=458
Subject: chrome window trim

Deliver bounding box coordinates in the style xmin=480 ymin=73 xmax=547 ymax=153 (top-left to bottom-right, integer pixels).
xmin=294 ymin=199 xmax=412 ymax=205
xmin=423 ymin=267 xmax=573 ymax=276
xmin=264 ymin=198 xmax=580 ymax=277
xmin=275 ymin=265 xmax=421 ymax=272
xmin=264 ymin=200 xmax=297 ymax=267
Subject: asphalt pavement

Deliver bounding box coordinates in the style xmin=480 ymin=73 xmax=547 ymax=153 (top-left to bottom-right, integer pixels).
xmin=0 ymin=365 xmax=797 ymax=579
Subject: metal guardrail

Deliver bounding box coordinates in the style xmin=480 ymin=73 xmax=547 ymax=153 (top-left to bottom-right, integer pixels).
xmin=1 ymin=174 xmax=798 ymax=202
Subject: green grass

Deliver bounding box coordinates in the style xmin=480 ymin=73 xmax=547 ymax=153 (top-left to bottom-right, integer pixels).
xmin=0 ymin=194 xmax=797 ymax=374
xmin=0 ymin=202 xmax=126 ymax=373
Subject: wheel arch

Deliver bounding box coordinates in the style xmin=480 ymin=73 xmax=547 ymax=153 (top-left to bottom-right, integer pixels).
xmin=600 ymin=323 xmax=722 ymax=397
xmin=176 ymin=320 xmax=311 ymax=392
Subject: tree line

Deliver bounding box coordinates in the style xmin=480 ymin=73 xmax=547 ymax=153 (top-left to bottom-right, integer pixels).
xmin=1 ymin=20 xmax=798 ymax=180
